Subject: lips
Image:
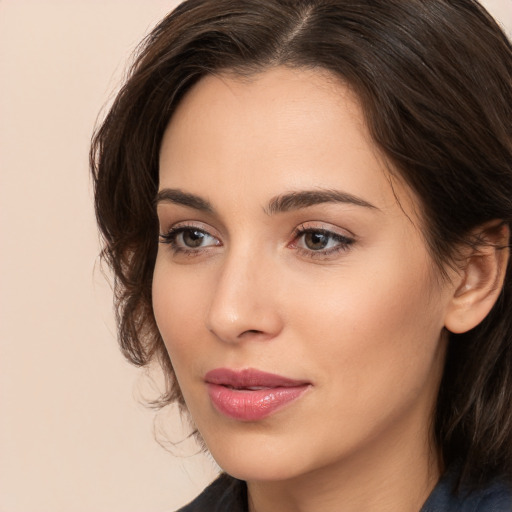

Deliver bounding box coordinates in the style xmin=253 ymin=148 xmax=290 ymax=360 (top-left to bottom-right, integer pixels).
xmin=205 ymin=368 xmax=311 ymax=421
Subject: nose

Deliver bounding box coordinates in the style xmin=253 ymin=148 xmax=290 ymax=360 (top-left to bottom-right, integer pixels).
xmin=205 ymin=249 xmax=283 ymax=344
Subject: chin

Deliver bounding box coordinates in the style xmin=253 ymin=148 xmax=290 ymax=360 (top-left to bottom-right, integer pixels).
xmin=200 ymin=427 xmax=321 ymax=483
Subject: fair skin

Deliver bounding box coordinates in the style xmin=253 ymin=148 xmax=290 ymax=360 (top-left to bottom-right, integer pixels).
xmin=152 ymin=67 xmax=505 ymax=512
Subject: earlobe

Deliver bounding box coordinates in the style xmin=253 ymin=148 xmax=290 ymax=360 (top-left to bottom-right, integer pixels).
xmin=444 ymin=221 xmax=510 ymax=334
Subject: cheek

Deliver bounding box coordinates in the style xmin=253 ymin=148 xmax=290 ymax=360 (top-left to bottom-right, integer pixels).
xmin=289 ymin=252 xmax=446 ymax=408
xmin=152 ymin=259 xmax=209 ymax=368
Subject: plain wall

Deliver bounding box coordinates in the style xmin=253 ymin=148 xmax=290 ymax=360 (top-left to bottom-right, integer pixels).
xmin=1 ymin=1 xmax=511 ymax=511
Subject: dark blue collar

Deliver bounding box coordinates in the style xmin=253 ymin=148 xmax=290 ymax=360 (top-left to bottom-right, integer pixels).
xmin=420 ymin=466 xmax=512 ymax=512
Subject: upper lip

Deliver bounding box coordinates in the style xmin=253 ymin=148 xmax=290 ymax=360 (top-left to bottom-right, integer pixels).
xmin=205 ymin=368 xmax=310 ymax=388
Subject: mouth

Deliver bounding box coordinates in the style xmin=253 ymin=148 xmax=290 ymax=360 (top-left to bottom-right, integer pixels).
xmin=204 ymin=368 xmax=311 ymax=421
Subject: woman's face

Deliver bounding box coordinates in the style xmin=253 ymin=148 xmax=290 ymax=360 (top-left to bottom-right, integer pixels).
xmin=153 ymin=67 xmax=454 ymax=482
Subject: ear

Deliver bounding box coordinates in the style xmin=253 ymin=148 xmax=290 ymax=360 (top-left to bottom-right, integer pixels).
xmin=444 ymin=221 xmax=510 ymax=334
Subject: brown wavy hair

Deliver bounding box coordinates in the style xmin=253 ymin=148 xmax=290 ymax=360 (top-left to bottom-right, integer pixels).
xmin=90 ymin=0 xmax=512 ymax=489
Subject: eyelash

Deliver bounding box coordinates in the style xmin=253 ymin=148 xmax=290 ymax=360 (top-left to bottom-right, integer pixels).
xmin=159 ymin=225 xmax=220 ymax=257
xmin=158 ymin=224 xmax=355 ymax=259
xmin=291 ymin=225 xmax=354 ymax=259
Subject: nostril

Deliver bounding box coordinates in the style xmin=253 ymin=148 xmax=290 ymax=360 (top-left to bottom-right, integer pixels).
xmin=236 ymin=329 xmax=276 ymax=342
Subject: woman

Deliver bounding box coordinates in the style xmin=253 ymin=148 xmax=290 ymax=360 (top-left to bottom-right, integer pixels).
xmin=90 ymin=0 xmax=512 ymax=510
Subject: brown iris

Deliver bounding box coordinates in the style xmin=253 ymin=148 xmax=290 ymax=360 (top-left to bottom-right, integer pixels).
xmin=304 ymin=231 xmax=329 ymax=250
xmin=182 ymin=229 xmax=206 ymax=248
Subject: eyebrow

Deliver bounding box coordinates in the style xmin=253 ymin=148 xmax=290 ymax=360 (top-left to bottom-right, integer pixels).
xmin=265 ymin=189 xmax=378 ymax=215
xmin=155 ymin=187 xmax=378 ymax=215
xmin=155 ymin=188 xmax=213 ymax=212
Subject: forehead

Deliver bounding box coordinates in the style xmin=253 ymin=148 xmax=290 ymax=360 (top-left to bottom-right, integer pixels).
xmin=162 ymin=67 xmax=363 ymax=165
xmin=159 ymin=66 xmax=418 ymax=218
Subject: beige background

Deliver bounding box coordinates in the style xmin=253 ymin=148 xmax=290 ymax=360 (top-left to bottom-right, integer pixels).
xmin=1 ymin=1 xmax=511 ymax=511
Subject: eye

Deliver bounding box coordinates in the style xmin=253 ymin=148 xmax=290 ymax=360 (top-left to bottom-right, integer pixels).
xmin=159 ymin=225 xmax=221 ymax=253
xmin=291 ymin=225 xmax=354 ymax=258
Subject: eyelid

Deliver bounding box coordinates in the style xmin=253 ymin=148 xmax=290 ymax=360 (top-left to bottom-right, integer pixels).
xmin=292 ymin=221 xmax=356 ymax=240
xmin=159 ymin=220 xmax=220 ymax=238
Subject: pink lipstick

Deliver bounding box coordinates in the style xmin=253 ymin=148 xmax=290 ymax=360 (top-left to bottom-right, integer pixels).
xmin=205 ymin=368 xmax=310 ymax=421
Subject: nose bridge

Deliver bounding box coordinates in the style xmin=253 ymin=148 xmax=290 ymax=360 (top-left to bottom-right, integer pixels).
xmin=205 ymin=243 xmax=282 ymax=343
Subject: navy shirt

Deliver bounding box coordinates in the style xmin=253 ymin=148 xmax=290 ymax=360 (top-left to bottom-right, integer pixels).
xmin=177 ymin=469 xmax=512 ymax=511
xmin=420 ymin=467 xmax=512 ymax=511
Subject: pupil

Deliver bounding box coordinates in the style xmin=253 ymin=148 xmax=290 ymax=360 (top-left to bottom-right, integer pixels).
xmin=183 ymin=230 xmax=204 ymax=247
xmin=305 ymin=232 xmax=328 ymax=250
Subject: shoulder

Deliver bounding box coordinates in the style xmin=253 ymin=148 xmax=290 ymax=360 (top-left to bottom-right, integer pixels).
xmin=176 ymin=473 xmax=247 ymax=512
xmin=474 ymin=481 xmax=512 ymax=511
xmin=421 ymin=469 xmax=512 ymax=512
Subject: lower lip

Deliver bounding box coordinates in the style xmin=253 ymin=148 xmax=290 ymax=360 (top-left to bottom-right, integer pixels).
xmin=207 ymin=383 xmax=309 ymax=421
